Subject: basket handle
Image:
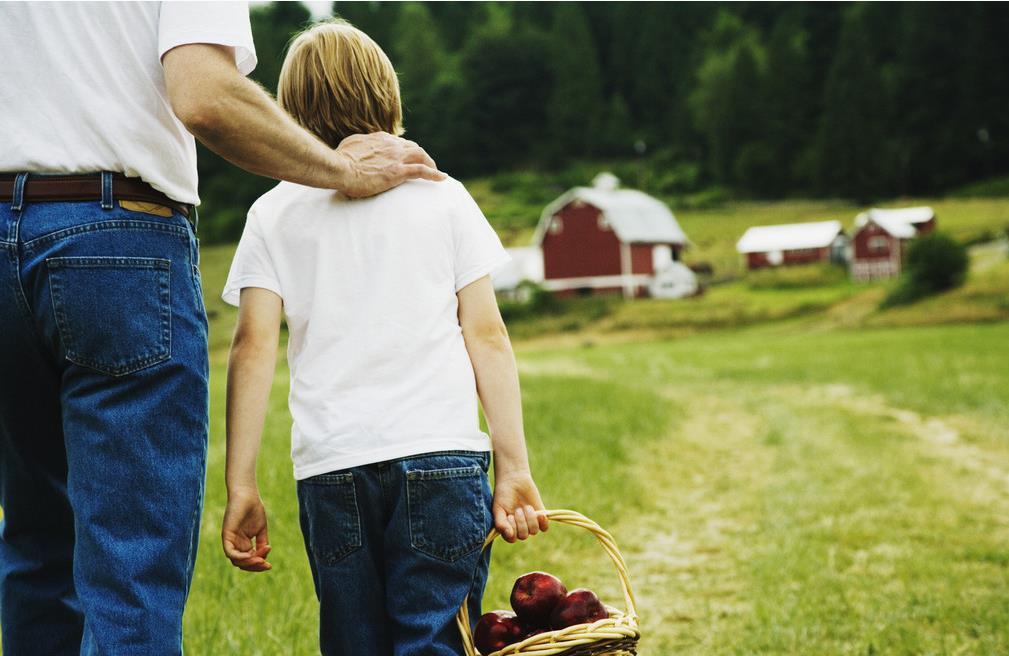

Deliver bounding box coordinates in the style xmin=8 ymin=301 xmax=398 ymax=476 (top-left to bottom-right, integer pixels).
xmin=456 ymin=509 xmax=638 ymax=656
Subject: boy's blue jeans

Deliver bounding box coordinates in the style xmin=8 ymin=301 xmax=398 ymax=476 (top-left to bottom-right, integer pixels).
xmin=298 ymin=450 xmax=494 ymax=656
xmin=0 ymin=177 xmax=209 ymax=655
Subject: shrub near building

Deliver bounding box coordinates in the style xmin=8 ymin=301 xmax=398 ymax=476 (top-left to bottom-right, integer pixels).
xmin=883 ymin=233 xmax=969 ymax=307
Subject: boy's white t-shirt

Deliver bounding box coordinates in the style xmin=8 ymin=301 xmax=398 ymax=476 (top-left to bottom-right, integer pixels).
xmin=222 ymin=179 xmax=511 ymax=479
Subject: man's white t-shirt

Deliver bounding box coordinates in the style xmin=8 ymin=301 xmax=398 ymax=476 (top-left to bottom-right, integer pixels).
xmin=222 ymin=179 xmax=511 ymax=479
xmin=0 ymin=1 xmax=257 ymax=205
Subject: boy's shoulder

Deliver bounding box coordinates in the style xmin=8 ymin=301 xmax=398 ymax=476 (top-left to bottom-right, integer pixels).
xmin=249 ymin=177 xmax=470 ymax=224
xmin=248 ymin=181 xmax=327 ymax=222
xmin=377 ymin=175 xmax=469 ymax=204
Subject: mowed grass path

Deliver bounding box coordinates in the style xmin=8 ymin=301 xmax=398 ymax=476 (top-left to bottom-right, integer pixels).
xmin=184 ymin=319 xmax=1009 ymax=654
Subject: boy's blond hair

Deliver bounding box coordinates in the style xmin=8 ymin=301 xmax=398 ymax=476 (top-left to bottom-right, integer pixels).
xmin=278 ymin=19 xmax=403 ymax=148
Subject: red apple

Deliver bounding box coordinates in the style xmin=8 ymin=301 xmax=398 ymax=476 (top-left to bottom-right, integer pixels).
xmin=510 ymin=571 xmax=567 ymax=625
xmin=524 ymin=627 xmax=549 ymax=639
xmin=549 ymin=588 xmax=609 ymax=629
xmin=474 ymin=610 xmax=525 ymax=654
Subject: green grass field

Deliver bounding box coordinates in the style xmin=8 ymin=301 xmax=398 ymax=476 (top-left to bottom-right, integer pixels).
xmin=186 ymin=321 xmax=1009 ymax=654
xmin=182 ymin=202 xmax=1009 ymax=654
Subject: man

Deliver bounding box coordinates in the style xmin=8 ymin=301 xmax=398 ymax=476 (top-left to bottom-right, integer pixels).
xmin=0 ymin=2 xmax=443 ymax=654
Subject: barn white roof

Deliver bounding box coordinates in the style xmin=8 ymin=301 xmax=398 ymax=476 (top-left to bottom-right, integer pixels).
xmin=534 ymin=174 xmax=688 ymax=246
xmin=865 ymin=216 xmax=916 ymax=238
xmin=855 ymin=206 xmax=934 ymax=227
xmin=736 ymin=220 xmax=844 ymax=254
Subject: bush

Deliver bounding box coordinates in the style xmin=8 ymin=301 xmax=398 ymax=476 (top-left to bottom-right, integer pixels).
xmin=882 ymin=232 xmax=969 ymax=307
xmin=499 ymin=282 xmax=562 ymax=322
xmin=949 ymin=175 xmax=1009 ymax=198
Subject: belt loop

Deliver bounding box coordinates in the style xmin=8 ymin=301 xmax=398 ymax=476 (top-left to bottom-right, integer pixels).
xmin=10 ymin=172 xmax=28 ymax=212
xmin=101 ymin=171 xmax=113 ymax=210
xmin=191 ymin=205 xmax=199 ymax=233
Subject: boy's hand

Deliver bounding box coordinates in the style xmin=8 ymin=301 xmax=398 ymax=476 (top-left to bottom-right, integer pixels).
xmin=493 ymin=470 xmax=549 ymax=543
xmin=222 ymin=487 xmax=272 ymax=572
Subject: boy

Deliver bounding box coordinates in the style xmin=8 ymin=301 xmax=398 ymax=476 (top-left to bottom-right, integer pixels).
xmin=220 ymin=19 xmax=548 ymax=656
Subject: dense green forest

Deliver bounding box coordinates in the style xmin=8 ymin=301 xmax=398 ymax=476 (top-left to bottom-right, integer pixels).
xmin=196 ymin=1 xmax=1009 ymax=242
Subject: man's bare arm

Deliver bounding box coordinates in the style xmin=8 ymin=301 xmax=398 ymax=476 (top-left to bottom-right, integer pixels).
xmin=162 ymin=43 xmax=444 ymax=198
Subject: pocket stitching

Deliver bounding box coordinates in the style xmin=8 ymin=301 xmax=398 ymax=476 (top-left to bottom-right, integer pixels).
xmin=406 ymin=464 xmax=482 ymax=482
xmin=407 ymin=467 xmax=486 ymax=562
xmin=47 ymin=257 xmax=172 ymax=377
xmin=23 ymin=220 xmax=187 ymax=252
xmin=304 ymin=471 xmax=355 ymax=486
xmin=307 ymin=474 xmax=362 ymax=566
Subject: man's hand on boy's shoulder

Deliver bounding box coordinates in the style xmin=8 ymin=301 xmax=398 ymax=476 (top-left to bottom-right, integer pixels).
xmin=492 ymin=470 xmax=550 ymax=544
xmin=334 ymin=132 xmax=446 ymax=199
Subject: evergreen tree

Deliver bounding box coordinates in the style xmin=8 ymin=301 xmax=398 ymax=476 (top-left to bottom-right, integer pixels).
xmin=454 ymin=20 xmax=552 ymax=173
xmin=545 ymin=2 xmax=603 ymax=160
xmin=815 ymin=4 xmax=890 ymax=200
xmin=331 ymin=1 xmax=398 ymax=51
xmin=762 ymin=8 xmax=814 ymax=193
xmin=599 ymin=94 xmax=634 ymax=156
xmin=454 ymin=23 xmax=553 ymax=174
xmin=186 ymin=1 xmax=1009 ymax=244
xmin=251 ymin=1 xmax=312 ymax=93
xmin=891 ymin=3 xmax=968 ymax=193
xmin=390 ymin=3 xmax=446 ymax=143
xmin=689 ymin=11 xmax=768 ymax=186
xmin=427 ymin=2 xmax=489 ymax=51
xmin=630 ymin=3 xmax=714 ymax=156
xmin=957 ymin=4 xmax=1009 ymax=182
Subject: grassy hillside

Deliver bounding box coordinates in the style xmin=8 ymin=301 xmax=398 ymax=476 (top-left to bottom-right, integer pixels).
xmin=202 ymin=241 xmax=1009 ymax=347
xmin=468 ymin=170 xmax=1009 ymax=279
xmin=498 ymin=252 xmax=1009 ymax=342
xmin=198 ymin=194 xmax=1009 ymax=349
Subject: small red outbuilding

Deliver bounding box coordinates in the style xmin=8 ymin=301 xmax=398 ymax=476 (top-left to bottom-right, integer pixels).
xmin=850 ymin=207 xmax=936 ymax=281
xmin=736 ymin=221 xmax=847 ymax=270
xmin=533 ymin=173 xmax=689 ymax=298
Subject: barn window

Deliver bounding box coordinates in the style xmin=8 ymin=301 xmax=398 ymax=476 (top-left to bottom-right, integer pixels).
xmin=597 ymin=214 xmax=611 ymax=231
xmin=549 ymin=216 xmax=563 ymax=234
xmin=869 ymin=236 xmax=889 ymax=253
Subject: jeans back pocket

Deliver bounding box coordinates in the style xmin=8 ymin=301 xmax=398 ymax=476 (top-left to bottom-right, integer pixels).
xmin=47 ymin=257 xmax=171 ymax=377
xmin=407 ymin=463 xmax=490 ymax=562
xmin=298 ymin=472 xmax=363 ymax=567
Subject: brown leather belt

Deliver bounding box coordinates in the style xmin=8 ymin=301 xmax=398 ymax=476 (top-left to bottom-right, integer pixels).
xmin=0 ymin=173 xmax=191 ymax=218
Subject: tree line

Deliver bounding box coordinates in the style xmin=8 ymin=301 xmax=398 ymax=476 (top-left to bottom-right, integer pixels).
xmin=196 ymin=1 xmax=1009 ymax=242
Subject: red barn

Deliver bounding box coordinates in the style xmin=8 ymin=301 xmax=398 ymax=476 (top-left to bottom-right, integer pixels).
xmin=850 ymin=207 xmax=936 ymax=281
xmin=736 ymin=221 xmax=847 ymax=270
xmin=533 ymin=173 xmax=689 ymax=298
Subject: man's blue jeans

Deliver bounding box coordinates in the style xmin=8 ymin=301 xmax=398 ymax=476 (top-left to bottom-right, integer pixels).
xmin=0 ymin=175 xmax=209 ymax=655
xmin=298 ymin=450 xmax=494 ymax=656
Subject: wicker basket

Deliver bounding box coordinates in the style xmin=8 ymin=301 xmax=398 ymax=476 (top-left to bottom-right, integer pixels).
xmin=456 ymin=509 xmax=640 ymax=656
